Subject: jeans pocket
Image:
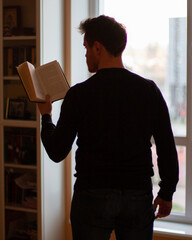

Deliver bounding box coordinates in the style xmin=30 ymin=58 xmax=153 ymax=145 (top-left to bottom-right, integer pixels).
xmin=118 ymin=190 xmax=154 ymax=229
xmin=71 ymin=189 xmax=111 ymax=224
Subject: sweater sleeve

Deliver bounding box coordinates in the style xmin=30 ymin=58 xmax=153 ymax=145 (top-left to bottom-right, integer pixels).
xmin=152 ymin=84 xmax=179 ymax=201
xmin=41 ymin=88 xmax=78 ymax=162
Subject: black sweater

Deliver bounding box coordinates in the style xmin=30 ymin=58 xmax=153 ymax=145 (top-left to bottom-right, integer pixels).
xmin=41 ymin=68 xmax=179 ymax=201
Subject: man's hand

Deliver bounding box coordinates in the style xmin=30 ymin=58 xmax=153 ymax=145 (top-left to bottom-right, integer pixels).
xmin=153 ymin=196 xmax=172 ymax=219
xmin=37 ymin=95 xmax=52 ymax=116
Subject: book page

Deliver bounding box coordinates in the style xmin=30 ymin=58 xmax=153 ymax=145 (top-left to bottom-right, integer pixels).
xmin=36 ymin=61 xmax=69 ymax=102
xmin=16 ymin=62 xmax=36 ymax=100
xmin=27 ymin=63 xmax=45 ymax=100
xmin=17 ymin=62 xmax=45 ymax=102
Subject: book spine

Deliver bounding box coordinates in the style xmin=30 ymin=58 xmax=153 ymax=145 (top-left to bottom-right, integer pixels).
xmin=3 ymin=47 xmax=8 ymax=76
xmin=3 ymin=46 xmax=36 ymax=76
xmin=7 ymin=48 xmax=13 ymax=76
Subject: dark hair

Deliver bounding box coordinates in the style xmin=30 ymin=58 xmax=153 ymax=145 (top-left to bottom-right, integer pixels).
xmin=79 ymin=15 xmax=127 ymax=57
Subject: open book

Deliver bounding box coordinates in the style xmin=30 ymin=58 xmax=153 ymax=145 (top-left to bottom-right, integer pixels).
xmin=16 ymin=60 xmax=70 ymax=102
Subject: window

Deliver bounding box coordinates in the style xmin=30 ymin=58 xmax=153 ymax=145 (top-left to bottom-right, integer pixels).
xmin=99 ymin=0 xmax=192 ymax=224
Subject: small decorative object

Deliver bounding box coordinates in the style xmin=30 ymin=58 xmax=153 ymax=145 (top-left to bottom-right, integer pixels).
xmin=7 ymin=98 xmax=26 ymax=119
xmin=3 ymin=6 xmax=20 ymax=36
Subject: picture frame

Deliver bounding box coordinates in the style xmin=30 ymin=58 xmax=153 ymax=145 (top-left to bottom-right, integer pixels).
xmin=7 ymin=98 xmax=26 ymax=120
xmin=3 ymin=6 xmax=21 ymax=36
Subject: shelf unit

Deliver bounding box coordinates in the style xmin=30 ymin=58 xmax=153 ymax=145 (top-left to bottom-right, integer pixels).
xmin=0 ymin=0 xmax=65 ymax=239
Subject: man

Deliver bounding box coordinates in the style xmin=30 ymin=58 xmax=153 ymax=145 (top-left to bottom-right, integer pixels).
xmin=38 ymin=15 xmax=179 ymax=240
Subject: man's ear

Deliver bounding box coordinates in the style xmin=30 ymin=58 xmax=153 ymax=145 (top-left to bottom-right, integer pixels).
xmin=94 ymin=41 xmax=103 ymax=55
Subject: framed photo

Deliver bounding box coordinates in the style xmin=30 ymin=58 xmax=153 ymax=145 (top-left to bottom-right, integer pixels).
xmin=7 ymin=99 xmax=26 ymax=119
xmin=3 ymin=6 xmax=20 ymax=36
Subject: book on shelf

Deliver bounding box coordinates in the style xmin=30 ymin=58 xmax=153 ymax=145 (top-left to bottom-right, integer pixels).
xmin=5 ymin=170 xmax=37 ymax=208
xmin=16 ymin=60 xmax=70 ymax=102
xmin=6 ymin=216 xmax=37 ymax=240
xmin=4 ymin=130 xmax=36 ymax=165
xmin=22 ymin=196 xmax=37 ymax=209
xmin=4 ymin=46 xmax=36 ymax=76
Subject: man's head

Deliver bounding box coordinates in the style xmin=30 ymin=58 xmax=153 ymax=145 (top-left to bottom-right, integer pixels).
xmin=79 ymin=15 xmax=127 ymax=57
xmin=79 ymin=15 xmax=127 ymax=73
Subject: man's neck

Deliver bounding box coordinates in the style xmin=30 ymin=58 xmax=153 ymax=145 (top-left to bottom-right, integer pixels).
xmin=98 ymin=52 xmax=124 ymax=70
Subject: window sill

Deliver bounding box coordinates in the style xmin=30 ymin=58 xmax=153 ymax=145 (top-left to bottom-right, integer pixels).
xmin=154 ymin=221 xmax=192 ymax=239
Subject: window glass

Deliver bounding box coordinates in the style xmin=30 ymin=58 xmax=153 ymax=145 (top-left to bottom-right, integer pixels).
xmin=102 ymin=0 xmax=187 ymax=137
xmin=152 ymin=145 xmax=186 ymax=214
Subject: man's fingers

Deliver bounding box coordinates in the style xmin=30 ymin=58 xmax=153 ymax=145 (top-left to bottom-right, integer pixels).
xmin=45 ymin=94 xmax=51 ymax=102
xmin=153 ymin=196 xmax=172 ymax=219
xmin=153 ymin=196 xmax=159 ymax=212
xmin=153 ymin=203 xmax=157 ymax=213
xmin=154 ymin=205 xmax=172 ymax=219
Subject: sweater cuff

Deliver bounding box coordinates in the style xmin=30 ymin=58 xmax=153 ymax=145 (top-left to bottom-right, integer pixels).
xmin=157 ymin=189 xmax=174 ymax=201
xmin=42 ymin=114 xmax=52 ymax=124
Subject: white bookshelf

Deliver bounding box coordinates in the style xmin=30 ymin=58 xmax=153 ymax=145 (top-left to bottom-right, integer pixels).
xmin=0 ymin=0 xmax=65 ymax=239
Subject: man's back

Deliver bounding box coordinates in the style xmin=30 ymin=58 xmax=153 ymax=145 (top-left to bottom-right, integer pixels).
xmin=66 ymin=68 xmax=176 ymax=193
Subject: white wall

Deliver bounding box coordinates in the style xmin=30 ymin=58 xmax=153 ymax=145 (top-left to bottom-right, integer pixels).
xmin=70 ymin=0 xmax=90 ymax=190
xmin=40 ymin=0 xmax=65 ymax=239
xmin=71 ymin=0 xmax=90 ymax=86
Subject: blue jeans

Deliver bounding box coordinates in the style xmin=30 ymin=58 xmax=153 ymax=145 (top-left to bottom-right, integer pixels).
xmin=70 ymin=189 xmax=154 ymax=240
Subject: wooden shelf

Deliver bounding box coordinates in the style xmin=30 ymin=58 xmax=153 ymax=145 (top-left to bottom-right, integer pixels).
xmin=4 ymin=163 xmax=37 ymax=170
xmin=2 ymin=119 xmax=37 ymax=127
xmin=3 ymin=76 xmax=19 ymax=80
xmin=5 ymin=205 xmax=37 ymax=213
xmin=3 ymin=36 xmax=36 ymax=41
